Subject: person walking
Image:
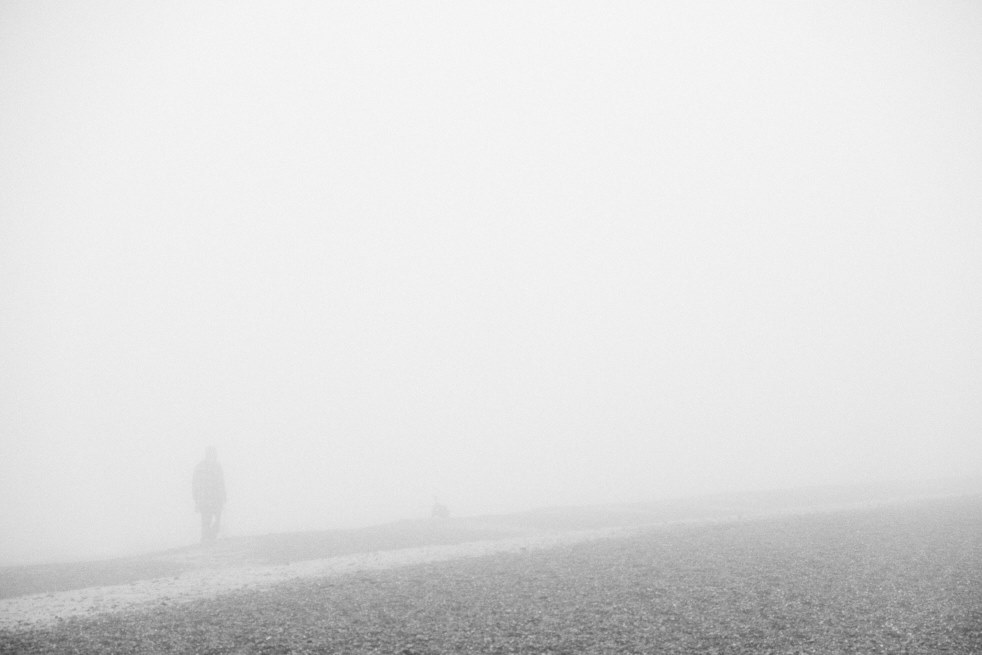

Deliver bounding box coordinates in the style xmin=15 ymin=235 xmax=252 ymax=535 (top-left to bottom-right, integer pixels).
xmin=192 ymin=447 xmax=226 ymax=542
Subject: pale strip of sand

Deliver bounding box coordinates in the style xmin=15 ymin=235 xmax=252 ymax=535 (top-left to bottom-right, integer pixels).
xmin=0 ymin=526 xmax=640 ymax=630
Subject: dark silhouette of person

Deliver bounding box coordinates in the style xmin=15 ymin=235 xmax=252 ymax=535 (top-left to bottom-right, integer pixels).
xmin=431 ymin=496 xmax=449 ymax=519
xmin=192 ymin=447 xmax=226 ymax=542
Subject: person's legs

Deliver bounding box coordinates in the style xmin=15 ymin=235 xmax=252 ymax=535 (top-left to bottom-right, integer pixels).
xmin=200 ymin=511 xmax=211 ymax=542
xmin=210 ymin=509 xmax=222 ymax=540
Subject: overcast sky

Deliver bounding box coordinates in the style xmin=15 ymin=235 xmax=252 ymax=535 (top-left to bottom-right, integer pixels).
xmin=1 ymin=2 xmax=980 ymax=564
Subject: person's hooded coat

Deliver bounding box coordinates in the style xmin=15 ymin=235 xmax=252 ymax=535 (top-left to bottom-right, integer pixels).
xmin=192 ymin=451 xmax=226 ymax=513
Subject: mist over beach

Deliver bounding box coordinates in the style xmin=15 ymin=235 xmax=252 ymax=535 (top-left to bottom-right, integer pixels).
xmin=1 ymin=2 xmax=981 ymax=566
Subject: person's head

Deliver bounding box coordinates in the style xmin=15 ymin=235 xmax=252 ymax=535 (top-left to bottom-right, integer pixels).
xmin=204 ymin=446 xmax=217 ymax=462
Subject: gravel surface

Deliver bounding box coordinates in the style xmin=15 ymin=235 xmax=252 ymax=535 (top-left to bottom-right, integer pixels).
xmin=2 ymin=495 xmax=980 ymax=654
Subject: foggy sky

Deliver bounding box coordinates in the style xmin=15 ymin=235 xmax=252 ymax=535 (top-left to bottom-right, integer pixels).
xmin=1 ymin=2 xmax=980 ymax=564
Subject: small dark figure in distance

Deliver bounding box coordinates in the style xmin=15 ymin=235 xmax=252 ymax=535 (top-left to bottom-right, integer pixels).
xmin=192 ymin=447 xmax=226 ymax=542
xmin=431 ymin=497 xmax=449 ymax=520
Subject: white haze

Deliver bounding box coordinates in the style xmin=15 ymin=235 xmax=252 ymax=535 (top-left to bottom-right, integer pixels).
xmin=1 ymin=2 xmax=980 ymax=565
